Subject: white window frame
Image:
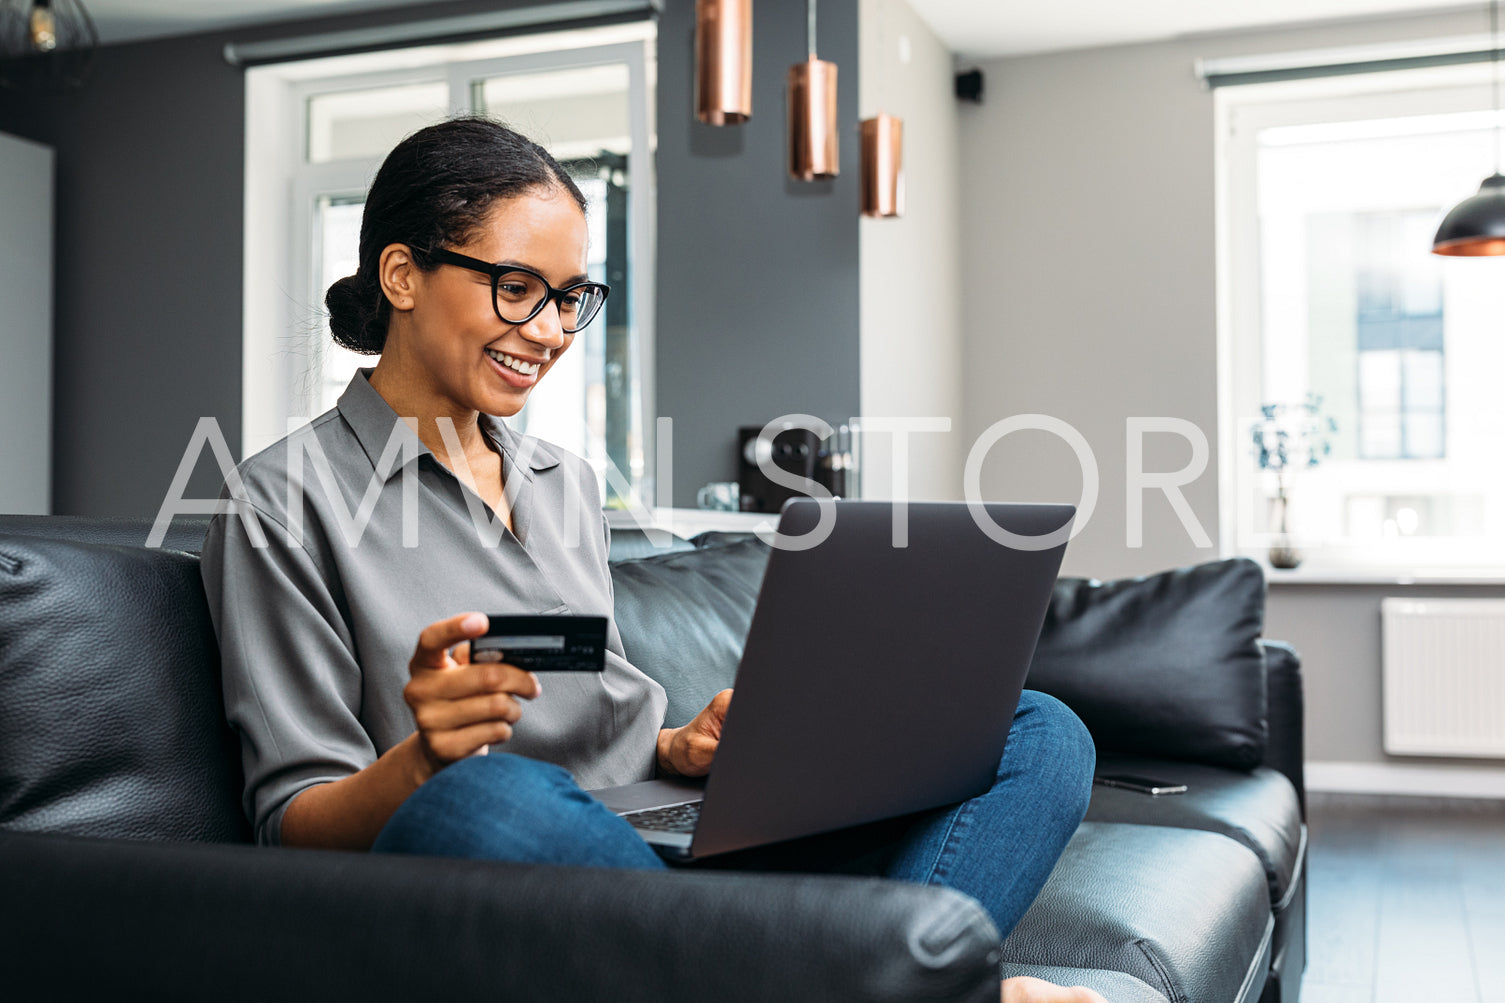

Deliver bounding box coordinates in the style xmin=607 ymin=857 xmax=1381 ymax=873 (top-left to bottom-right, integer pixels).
xmin=243 ymin=29 xmax=657 ymax=504
xmin=1216 ymin=62 xmax=1505 ymax=575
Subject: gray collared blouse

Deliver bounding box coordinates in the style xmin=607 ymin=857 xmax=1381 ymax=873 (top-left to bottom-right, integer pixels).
xmin=201 ymin=371 xmax=667 ymax=846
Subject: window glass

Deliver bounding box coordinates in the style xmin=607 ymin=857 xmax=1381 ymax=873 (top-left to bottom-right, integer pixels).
xmin=316 ymin=194 xmax=369 ymax=408
xmin=474 ymin=64 xmax=631 ymax=160
xmin=307 ymin=81 xmax=449 ymax=163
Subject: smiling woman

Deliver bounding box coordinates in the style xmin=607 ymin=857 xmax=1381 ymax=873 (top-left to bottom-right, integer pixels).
xmin=324 ymin=119 xmax=594 ymax=431
xmin=203 ymin=118 xmax=679 ymax=854
xmin=239 ymin=24 xmax=656 ymax=508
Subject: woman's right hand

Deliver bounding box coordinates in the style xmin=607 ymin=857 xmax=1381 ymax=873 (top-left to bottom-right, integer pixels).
xmin=403 ymin=612 xmax=542 ymax=777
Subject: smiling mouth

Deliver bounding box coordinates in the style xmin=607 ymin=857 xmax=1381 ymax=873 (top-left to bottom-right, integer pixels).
xmin=485 ymin=348 xmax=542 ymax=376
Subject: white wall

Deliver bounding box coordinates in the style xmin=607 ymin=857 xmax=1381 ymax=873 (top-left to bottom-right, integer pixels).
xmin=957 ymin=7 xmax=1505 ymax=784
xmin=0 ymin=131 xmax=54 ymax=515
xmin=858 ymin=0 xmax=961 ymax=501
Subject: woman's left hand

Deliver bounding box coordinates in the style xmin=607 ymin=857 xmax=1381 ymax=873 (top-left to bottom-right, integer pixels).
xmin=656 ymin=689 xmax=732 ymax=777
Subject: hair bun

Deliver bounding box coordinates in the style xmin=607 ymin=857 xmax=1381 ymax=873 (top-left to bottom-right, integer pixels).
xmin=325 ymin=273 xmax=384 ymax=355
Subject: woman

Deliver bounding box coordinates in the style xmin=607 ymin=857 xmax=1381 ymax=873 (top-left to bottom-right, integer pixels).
xmin=202 ymin=118 xmax=1104 ymax=1003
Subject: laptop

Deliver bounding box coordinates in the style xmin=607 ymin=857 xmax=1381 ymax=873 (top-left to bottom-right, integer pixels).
xmin=589 ymin=498 xmax=1075 ymax=861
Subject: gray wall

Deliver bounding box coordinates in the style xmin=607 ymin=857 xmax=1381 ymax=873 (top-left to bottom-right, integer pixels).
xmin=1273 ymin=582 xmax=1505 ymax=765
xmin=656 ymin=0 xmax=860 ymax=505
xmin=0 ymin=35 xmax=245 ymax=516
xmin=958 ymin=7 xmax=1505 ymax=778
xmin=0 ymin=0 xmax=864 ymax=515
xmin=0 ymin=131 xmax=53 ymax=514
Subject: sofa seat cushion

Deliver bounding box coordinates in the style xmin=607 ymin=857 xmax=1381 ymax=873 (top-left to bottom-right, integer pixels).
xmin=997 ymin=964 xmax=1171 ymax=1003
xmin=609 ymin=538 xmax=769 ymax=727
xmin=0 ymin=535 xmax=249 ymax=842
xmin=1085 ymin=754 xmax=1305 ymax=909
xmin=1001 ymin=822 xmax=1272 ymax=1003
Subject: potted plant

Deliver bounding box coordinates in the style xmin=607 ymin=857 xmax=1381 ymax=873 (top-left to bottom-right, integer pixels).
xmin=1251 ymin=394 xmax=1336 ymax=569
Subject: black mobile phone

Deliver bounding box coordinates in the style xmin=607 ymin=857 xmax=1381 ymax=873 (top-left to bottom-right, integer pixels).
xmin=471 ymin=615 xmax=608 ymax=672
xmin=1093 ymin=774 xmax=1189 ymax=796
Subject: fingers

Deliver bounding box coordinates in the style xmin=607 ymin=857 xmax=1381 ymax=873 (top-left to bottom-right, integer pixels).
xmin=674 ymin=732 xmax=720 ymax=777
xmin=412 ymin=661 xmax=541 ymax=701
xmin=424 ymin=720 xmax=519 ymax=763
xmin=413 ymin=689 xmax=526 ymax=733
xmin=709 ymin=688 xmax=733 ymax=719
xmin=411 ymin=612 xmax=488 ymax=671
xmin=999 ymin=977 xmax=1109 ymax=1003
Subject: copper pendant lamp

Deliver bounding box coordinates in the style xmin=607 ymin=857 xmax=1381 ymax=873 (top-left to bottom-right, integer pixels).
xmin=1433 ymin=0 xmax=1505 ymax=255
xmin=859 ymin=112 xmax=904 ymax=217
xmin=788 ymin=0 xmax=838 ymax=180
xmin=695 ymin=0 xmax=751 ymax=125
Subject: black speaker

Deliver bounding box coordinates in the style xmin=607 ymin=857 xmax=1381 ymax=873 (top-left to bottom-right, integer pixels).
xmin=955 ymin=68 xmax=983 ymax=103
xmin=737 ymin=425 xmax=821 ymax=513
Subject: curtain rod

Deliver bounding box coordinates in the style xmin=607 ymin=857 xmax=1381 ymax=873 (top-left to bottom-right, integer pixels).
xmin=224 ymin=0 xmax=660 ymax=68
xmin=1197 ymin=33 xmax=1501 ymax=88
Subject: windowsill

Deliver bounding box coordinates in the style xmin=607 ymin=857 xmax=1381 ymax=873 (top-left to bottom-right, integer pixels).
xmin=1261 ymin=562 xmax=1505 ymax=586
xmin=606 ymin=507 xmax=770 ymax=539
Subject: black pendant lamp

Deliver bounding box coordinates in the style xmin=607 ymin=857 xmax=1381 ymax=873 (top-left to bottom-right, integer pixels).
xmin=1434 ymin=0 xmax=1505 ymax=255
xmin=0 ymin=0 xmax=99 ymax=92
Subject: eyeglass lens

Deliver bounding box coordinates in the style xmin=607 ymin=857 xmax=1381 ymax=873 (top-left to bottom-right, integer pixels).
xmin=496 ymin=270 xmax=606 ymax=332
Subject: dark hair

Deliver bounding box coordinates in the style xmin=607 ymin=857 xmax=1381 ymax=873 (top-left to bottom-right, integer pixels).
xmin=325 ymin=117 xmax=588 ymax=355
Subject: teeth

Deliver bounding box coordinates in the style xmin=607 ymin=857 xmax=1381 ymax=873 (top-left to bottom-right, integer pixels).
xmin=486 ymin=349 xmax=540 ymax=375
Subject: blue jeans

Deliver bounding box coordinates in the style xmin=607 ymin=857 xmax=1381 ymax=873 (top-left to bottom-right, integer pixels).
xmin=373 ymin=690 xmax=1095 ymax=937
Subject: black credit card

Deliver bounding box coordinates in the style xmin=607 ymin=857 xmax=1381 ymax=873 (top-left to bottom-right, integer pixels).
xmin=472 ymin=615 xmax=608 ymax=672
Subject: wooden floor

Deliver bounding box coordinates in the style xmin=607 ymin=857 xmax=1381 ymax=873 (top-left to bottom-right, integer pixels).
xmin=1302 ymin=792 xmax=1505 ymax=1003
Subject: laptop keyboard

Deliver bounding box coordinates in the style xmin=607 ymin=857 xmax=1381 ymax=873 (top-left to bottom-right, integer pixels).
xmin=622 ymin=801 xmax=702 ymax=833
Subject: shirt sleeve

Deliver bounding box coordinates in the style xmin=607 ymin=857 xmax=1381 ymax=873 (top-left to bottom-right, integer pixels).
xmin=200 ymin=502 xmax=376 ymax=846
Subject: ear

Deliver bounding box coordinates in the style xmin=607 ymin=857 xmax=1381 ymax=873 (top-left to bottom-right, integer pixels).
xmin=378 ymin=243 xmax=419 ymax=313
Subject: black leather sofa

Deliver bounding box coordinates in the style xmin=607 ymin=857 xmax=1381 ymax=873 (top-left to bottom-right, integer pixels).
xmin=0 ymin=515 xmax=1306 ymax=1003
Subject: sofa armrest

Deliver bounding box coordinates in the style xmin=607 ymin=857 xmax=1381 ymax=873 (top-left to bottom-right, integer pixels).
xmin=1259 ymin=640 xmax=1306 ymax=818
xmin=0 ymin=831 xmax=1001 ymax=1003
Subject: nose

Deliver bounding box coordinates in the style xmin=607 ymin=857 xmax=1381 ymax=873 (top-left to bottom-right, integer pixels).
xmin=518 ymin=297 xmax=568 ymax=350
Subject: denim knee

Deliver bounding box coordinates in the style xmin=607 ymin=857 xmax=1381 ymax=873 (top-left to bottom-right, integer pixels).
xmin=1010 ymin=690 xmax=1096 ymax=822
xmin=372 ymin=753 xmax=665 ymax=869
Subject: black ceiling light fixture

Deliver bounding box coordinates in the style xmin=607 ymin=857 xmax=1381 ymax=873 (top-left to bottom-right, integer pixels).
xmin=1433 ymin=0 xmax=1505 ymax=255
xmin=0 ymin=0 xmax=100 ymax=92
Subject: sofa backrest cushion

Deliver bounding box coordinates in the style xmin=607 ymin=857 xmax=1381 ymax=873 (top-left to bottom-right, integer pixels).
xmin=607 ymin=525 xmax=696 ymax=562
xmin=0 ymin=515 xmax=211 ymax=554
xmin=610 ymin=538 xmax=770 ymax=728
xmin=0 ymin=534 xmax=250 ymax=843
xmin=1024 ymin=558 xmax=1268 ymax=770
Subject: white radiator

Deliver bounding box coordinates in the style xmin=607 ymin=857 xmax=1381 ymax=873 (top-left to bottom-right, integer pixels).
xmin=1382 ymin=598 xmax=1505 ymax=758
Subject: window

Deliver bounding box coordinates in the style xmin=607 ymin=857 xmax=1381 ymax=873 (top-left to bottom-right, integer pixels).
xmin=1350 ymin=210 xmax=1446 ymax=460
xmin=1220 ymin=65 xmax=1505 ymax=570
xmin=244 ymin=23 xmax=656 ymax=507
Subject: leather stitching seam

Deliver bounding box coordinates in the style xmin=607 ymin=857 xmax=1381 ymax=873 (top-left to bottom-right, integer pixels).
xmin=1133 ymin=938 xmax=1183 ymax=1003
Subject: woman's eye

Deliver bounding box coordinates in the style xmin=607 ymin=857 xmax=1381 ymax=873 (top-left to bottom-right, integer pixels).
xmin=498 ymin=282 xmax=530 ymax=299
xmin=560 ymin=292 xmax=583 ymax=311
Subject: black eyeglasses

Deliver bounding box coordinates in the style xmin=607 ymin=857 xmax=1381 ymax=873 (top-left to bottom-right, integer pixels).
xmin=427 ymin=247 xmax=610 ymax=334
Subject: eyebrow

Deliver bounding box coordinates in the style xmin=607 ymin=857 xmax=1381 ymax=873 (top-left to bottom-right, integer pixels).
xmin=498 ymin=258 xmax=591 ymax=287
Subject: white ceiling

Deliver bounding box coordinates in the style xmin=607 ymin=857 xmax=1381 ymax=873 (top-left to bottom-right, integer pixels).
xmin=75 ymin=0 xmax=1488 ymax=54
xmin=906 ymin=0 xmax=1481 ymax=60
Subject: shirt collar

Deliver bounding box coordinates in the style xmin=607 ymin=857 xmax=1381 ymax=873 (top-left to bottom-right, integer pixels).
xmin=337 ymin=369 xmax=562 ymax=483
